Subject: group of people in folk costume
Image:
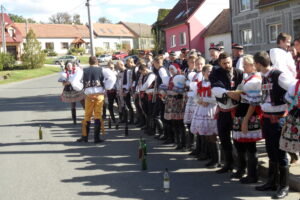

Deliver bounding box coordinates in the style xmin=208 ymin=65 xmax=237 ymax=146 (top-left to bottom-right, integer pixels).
xmin=58 ymin=32 xmax=300 ymax=199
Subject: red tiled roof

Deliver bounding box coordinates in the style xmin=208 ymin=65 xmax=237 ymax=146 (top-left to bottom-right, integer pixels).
xmin=161 ymin=0 xmax=205 ymax=28
xmin=93 ymin=23 xmax=135 ymax=37
xmin=14 ymin=23 xmax=90 ymax=38
xmin=257 ymin=0 xmax=289 ymax=7
xmin=202 ymin=9 xmax=231 ymax=37
xmin=0 ymin=14 xmax=23 ymax=43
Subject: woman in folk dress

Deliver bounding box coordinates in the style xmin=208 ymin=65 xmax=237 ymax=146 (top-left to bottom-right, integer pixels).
xmin=231 ymin=55 xmax=263 ymax=183
xmin=281 ymin=79 xmax=300 ymax=154
xmin=59 ymin=62 xmax=85 ymax=124
xmin=164 ymin=63 xmax=186 ymax=150
xmin=190 ymin=64 xmax=219 ymax=167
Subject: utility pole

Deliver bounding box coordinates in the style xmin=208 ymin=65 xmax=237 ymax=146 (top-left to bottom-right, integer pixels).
xmin=1 ymin=5 xmax=6 ymax=53
xmin=86 ymin=0 xmax=95 ymax=56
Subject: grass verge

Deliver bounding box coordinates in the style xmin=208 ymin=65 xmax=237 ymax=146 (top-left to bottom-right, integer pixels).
xmin=0 ymin=66 xmax=60 ymax=84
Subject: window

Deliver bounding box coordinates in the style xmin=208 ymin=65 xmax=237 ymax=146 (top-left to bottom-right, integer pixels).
xmin=180 ymin=32 xmax=186 ymax=45
xmin=170 ymin=35 xmax=176 ymax=48
xmin=241 ymin=29 xmax=252 ymax=45
xmin=269 ymin=24 xmax=282 ymax=43
xmin=61 ymin=42 xmax=69 ymax=49
xmin=103 ymin=42 xmax=110 ymax=50
xmin=240 ymin=0 xmax=251 ymax=12
xmin=45 ymin=42 xmax=54 ymax=50
xmin=8 ymin=28 xmax=14 ymax=37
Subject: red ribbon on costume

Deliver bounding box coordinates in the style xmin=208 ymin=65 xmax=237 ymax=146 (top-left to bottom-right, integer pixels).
xmin=197 ymin=81 xmax=211 ymax=97
xmin=294 ymin=80 xmax=300 ymax=108
xmin=168 ymin=77 xmax=174 ymax=90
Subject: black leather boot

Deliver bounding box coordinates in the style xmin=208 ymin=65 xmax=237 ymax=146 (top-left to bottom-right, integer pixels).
xmin=94 ymin=119 xmax=104 ymax=143
xmin=197 ymin=136 xmax=209 ymax=161
xmin=129 ymin=109 xmax=134 ymax=124
xmin=154 ymin=118 xmax=164 ymax=139
xmin=216 ymin=150 xmax=233 ymax=174
xmin=231 ymin=152 xmax=246 ymax=179
xmin=71 ymin=108 xmax=76 ymax=125
xmin=240 ymin=152 xmax=258 ymax=184
xmin=205 ymin=141 xmax=219 ymax=168
xmin=163 ymin=121 xmax=174 ymax=144
xmin=255 ymin=161 xmax=278 ymax=191
xmin=272 ymin=166 xmax=289 ymax=199
xmin=76 ymin=121 xmax=90 ymax=142
xmin=190 ymin=135 xmax=201 ymax=156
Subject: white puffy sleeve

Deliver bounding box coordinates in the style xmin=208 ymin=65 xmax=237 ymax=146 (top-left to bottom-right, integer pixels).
xmin=103 ymin=68 xmax=117 ymax=90
xmin=284 ymin=81 xmax=300 ymax=105
xmin=69 ymin=67 xmax=83 ymax=91
xmin=242 ymin=77 xmax=262 ymax=105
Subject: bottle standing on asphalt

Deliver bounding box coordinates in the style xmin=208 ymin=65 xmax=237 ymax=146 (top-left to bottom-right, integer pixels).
xmin=39 ymin=125 xmax=43 ymax=140
xmin=163 ymin=168 xmax=170 ymax=192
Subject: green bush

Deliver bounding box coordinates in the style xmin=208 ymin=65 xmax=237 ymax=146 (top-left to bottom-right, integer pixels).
xmin=0 ymin=53 xmax=15 ymax=71
xmin=43 ymin=49 xmax=58 ymax=57
xmin=129 ymin=49 xmax=140 ymax=56
xmin=69 ymin=47 xmax=86 ymax=55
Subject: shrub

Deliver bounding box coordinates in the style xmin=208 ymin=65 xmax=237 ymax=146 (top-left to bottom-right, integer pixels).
xmin=0 ymin=53 xmax=15 ymax=71
xmin=21 ymin=29 xmax=46 ymax=69
xmin=43 ymin=49 xmax=58 ymax=57
xmin=69 ymin=47 xmax=86 ymax=55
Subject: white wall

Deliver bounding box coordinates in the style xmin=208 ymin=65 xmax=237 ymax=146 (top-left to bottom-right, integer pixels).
xmin=204 ymin=33 xmax=232 ymax=60
xmin=94 ymin=37 xmax=134 ymax=51
xmin=193 ymin=0 xmax=229 ymax=27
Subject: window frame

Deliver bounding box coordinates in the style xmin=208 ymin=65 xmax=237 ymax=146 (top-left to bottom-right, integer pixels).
xmin=241 ymin=29 xmax=253 ymax=45
xmin=61 ymin=42 xmax=69 ymax=49
xmin=268 ymin=23 xmax=282 ymax=43
xmin=180 ymin=32 xmax=186 ymax=46
xmin=170 ymin=35 xmax=176 ymax=48
xmin=240 ymin=0 xmax=251 ymax=12
xmin=45 ymin=42 xmax=54 ymax=50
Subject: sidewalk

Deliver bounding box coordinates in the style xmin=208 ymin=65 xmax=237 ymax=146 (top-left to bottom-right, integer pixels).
xmin=256 ymin=140 xmax=300 ymax=192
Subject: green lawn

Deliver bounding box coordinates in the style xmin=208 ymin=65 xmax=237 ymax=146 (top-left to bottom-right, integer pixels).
xmin=45 ymin=55 xmax=90 ymax=65
xmin=0 ymin=66 xmax=61 ymax=84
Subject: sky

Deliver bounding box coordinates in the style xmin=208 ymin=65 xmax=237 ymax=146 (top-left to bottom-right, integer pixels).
xmin=1 ymin=0 xmax=179 ymax=25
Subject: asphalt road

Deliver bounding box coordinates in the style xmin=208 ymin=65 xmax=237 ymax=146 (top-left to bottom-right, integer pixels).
xmin=0 ymin=74 xmax=299 ymax=200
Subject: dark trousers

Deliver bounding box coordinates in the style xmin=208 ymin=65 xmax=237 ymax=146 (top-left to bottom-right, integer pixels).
xmin=107 ymin=91 xmax=118 ymax=121
xmin=124 ymin=93 xmax=134 ymax=113
xmin=262 ymin=117 xmax=288 ymax=167
xmin=234 ymin=141 xmax=256 ymax=153
xmin=217 ymin=111 xmax=233 ymax=151
xmin=153 ymin=98 xmax=164 ymax=120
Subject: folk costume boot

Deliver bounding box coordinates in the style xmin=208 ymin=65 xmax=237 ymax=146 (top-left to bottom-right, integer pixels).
xmin=129 ymin=109 xmax=134 ymax=124
xmin=255 ymin=161 xmax=278 ymax=191
xmin=240 ymin=152 xmax=258 ymax=184
xmin=231 ymin=152 xmax=246 ymax=179
xmin=77 ymin=121 xmax=90 ymax=142
xmin=154 ymin=118 xmax=164 ymax=139
xmin=198 ymin=136 xmax=209 ymax=161
xmin=71 ymin=108 xmax=77 ymax=125
xmin=163 ymin=122 xmax=175 ymax=144
xmin=189 ymin=135 xmax=201 ymax=156
xmin=205 ymin=141 xmax=220 ymax=168
xmin=272 ymin=166 xmax=289 ymax=199
xmin=94 ymin=119 xmax=104 ymax=143
xmin=216 ymin=150 xmax=233 ymax=174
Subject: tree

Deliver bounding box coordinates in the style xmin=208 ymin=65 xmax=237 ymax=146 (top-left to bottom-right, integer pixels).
xmin=8 ymin=13 xmax=36 ymax=23
xmin=98 ymin=17 xmax=112 ymax=24
xmin=73 ymin=14 xmax=82 ymax=25
xmin=21 ymin=29 xmax=46 ymax=69
xmin=49 ymin=12 xmax=72 ymax=24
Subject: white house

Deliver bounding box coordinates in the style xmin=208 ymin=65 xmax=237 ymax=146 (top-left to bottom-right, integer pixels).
xmin=202 ymin=9 xmax=232 ymax=59
xmin=15 ymin=23 xmax=91 ymax=54
xmin=93 ymin=23 xmax=135 ymax=52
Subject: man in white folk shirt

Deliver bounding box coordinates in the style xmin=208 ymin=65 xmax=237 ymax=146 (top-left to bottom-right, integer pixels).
xmin=270 ymin=32 xmax=297 ymax=78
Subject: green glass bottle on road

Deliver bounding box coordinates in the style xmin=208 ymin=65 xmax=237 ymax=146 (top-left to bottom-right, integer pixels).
xmin=39 ymin=125 xmax=43 ymax=140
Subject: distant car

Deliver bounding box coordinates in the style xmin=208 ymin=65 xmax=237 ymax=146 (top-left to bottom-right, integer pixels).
xmin=112 ymin=52 xmax=128 ymax=60
xmin=124 ymin=55 xmax=139 ymax=64
xmin=54 ymin=55 xmax=79 ymax=65
xmin=98 ymin=54 xmax=112 ymax=63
